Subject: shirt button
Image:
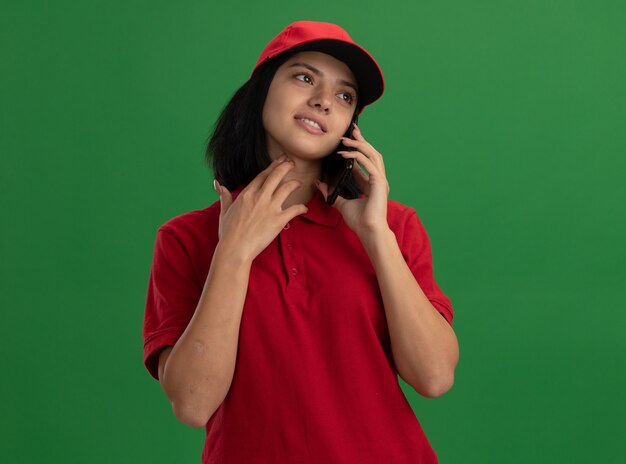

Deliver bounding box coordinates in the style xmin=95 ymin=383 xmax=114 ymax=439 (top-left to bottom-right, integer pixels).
xmin=283 ymin=222 xmax=291 ymax=230
xmin=291 ymin=267 xmax=298 ymax=276
xmin=287 ymin=243 xmax=294 ymax=250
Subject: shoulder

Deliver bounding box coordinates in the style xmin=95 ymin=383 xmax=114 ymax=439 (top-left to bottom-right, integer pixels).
xmin=386 ymin=199 xmax=430 ymax=245
xmin=386 ymin=199 xmax=419 ymax=230
xmin=157 ymin=200 xmax=221 ymax=244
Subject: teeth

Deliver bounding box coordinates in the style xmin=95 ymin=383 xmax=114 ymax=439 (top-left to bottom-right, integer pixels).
xmin=300 ymin=118 xmax=322 ymax=130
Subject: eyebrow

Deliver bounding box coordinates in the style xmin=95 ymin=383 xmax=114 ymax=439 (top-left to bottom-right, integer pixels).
xmin=287 ymin=62 xmax=358 ymax=93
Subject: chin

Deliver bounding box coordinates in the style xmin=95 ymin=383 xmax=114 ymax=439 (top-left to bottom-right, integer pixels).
xmin=291 ymin=149 xmax=333 ymax=162
xmin=267 ymin=130 xmax=338 ymax=161
xmin=289 ymin=141 xmax=337 ymax=160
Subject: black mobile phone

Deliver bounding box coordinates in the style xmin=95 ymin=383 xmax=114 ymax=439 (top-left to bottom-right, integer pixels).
xmin=326 ymin=158 xmax=354 ymax=205
xmin=326 ymin=122 xmax=357 ymax=205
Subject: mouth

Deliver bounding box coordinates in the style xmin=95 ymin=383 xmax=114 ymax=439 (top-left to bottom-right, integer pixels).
xmin=294 ymin=115 xmax=327 ymax=133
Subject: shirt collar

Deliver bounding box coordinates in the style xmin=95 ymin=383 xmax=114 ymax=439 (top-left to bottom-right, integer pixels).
xmin=229 ymin=184 xmax=341 ymax=229
xmin=301 ymin=188 xmax=341 ymax=228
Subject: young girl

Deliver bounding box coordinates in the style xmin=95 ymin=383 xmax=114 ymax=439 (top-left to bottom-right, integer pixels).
xmin=143 ymin=20 xmax=458 ymax=463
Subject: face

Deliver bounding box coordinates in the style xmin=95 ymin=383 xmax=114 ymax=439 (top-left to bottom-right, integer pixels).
xmin=262 ymin=51 xmax=358 ymax=162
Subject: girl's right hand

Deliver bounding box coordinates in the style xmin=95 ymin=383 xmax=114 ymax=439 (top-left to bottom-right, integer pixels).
xmin=213 ymin=156 xmax=308 ymax=262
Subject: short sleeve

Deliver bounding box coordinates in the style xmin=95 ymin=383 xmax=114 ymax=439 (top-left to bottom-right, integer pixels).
xmin=399 ymin=210 xmax=454 ymax=326
xmin=142 ymin=226 xmax=202 ymax=379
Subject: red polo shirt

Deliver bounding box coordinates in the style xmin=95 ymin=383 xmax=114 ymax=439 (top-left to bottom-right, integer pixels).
xmin=143 ymin=188 xmax=453 ymax=463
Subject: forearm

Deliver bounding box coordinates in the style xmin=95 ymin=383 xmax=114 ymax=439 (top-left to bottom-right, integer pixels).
xmin=161 ymin=241 xmax=252 ymax=426
xmin=361 ymin=227 xmax=459 ymax=398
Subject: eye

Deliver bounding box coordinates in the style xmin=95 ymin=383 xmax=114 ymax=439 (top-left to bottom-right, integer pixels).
xmin=294 ymin=72 xmax=313 ymax=84
xmin=338 ymin=91 xmax=356 ymax=104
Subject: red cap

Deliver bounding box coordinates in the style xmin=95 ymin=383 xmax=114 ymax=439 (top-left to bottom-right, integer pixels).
xmin=252 ymin=21 xmax=385 ymax=112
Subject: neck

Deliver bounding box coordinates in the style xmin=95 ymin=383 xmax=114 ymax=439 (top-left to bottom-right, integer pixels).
xmin=280 ymin=158 xmax=322 ymax=208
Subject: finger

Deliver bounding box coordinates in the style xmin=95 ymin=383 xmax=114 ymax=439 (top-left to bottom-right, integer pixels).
xmin=260 ymin=159 xmax=296 ymax=196
xmin=340 ymin=136 xmax=370 ymax=151
xmin=338 ymin=150 xmax=378 ymax=178
xmin=273 ymin=179 xmax=303 ymax=206
xmin=340 ymin=135 xmax=385 ymax=172
xmin=352 ymin=164 xmax=370 ymax=193
xmin=340 ymin=137 xmax=381 ymax=166
xmin=351 ymin=122 xmax=366 ymax=141
xmin=214 ymin=179 xmax=233 ymax=215
xmin=351 ymin=124 xmax=387 ymax=175
xmin=281 ymin=203 xmax=309 ymax=223
xmin=353 ymin=161 xmax=390 ymax=195
xmin=246 ymin=155 xmax=288 ymax=191
xmin=341 ymin=128 xmax=372 ymax=150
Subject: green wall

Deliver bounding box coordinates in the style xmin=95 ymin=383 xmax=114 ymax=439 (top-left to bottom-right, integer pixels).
xmin=2 ymin=1 xmax=624 ymax=462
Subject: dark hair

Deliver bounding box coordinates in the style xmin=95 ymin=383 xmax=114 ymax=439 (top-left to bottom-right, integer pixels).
xmin=205 ymin=51 xmax=363 ymax=198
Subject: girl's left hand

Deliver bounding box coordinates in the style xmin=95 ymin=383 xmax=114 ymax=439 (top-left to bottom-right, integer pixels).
xmin=316 ymin=123 xmax=390 ymax=238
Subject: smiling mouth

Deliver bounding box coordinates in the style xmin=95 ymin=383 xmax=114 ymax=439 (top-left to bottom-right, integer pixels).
xmin=299 ymin=118 xmax=322 ymax=130
xmin=296 ymin=117 xmax=325 ymax=133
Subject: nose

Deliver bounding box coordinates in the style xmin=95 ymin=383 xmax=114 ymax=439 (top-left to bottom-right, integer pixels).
xmin=308 ymin=85 xmax=333 ymax=113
